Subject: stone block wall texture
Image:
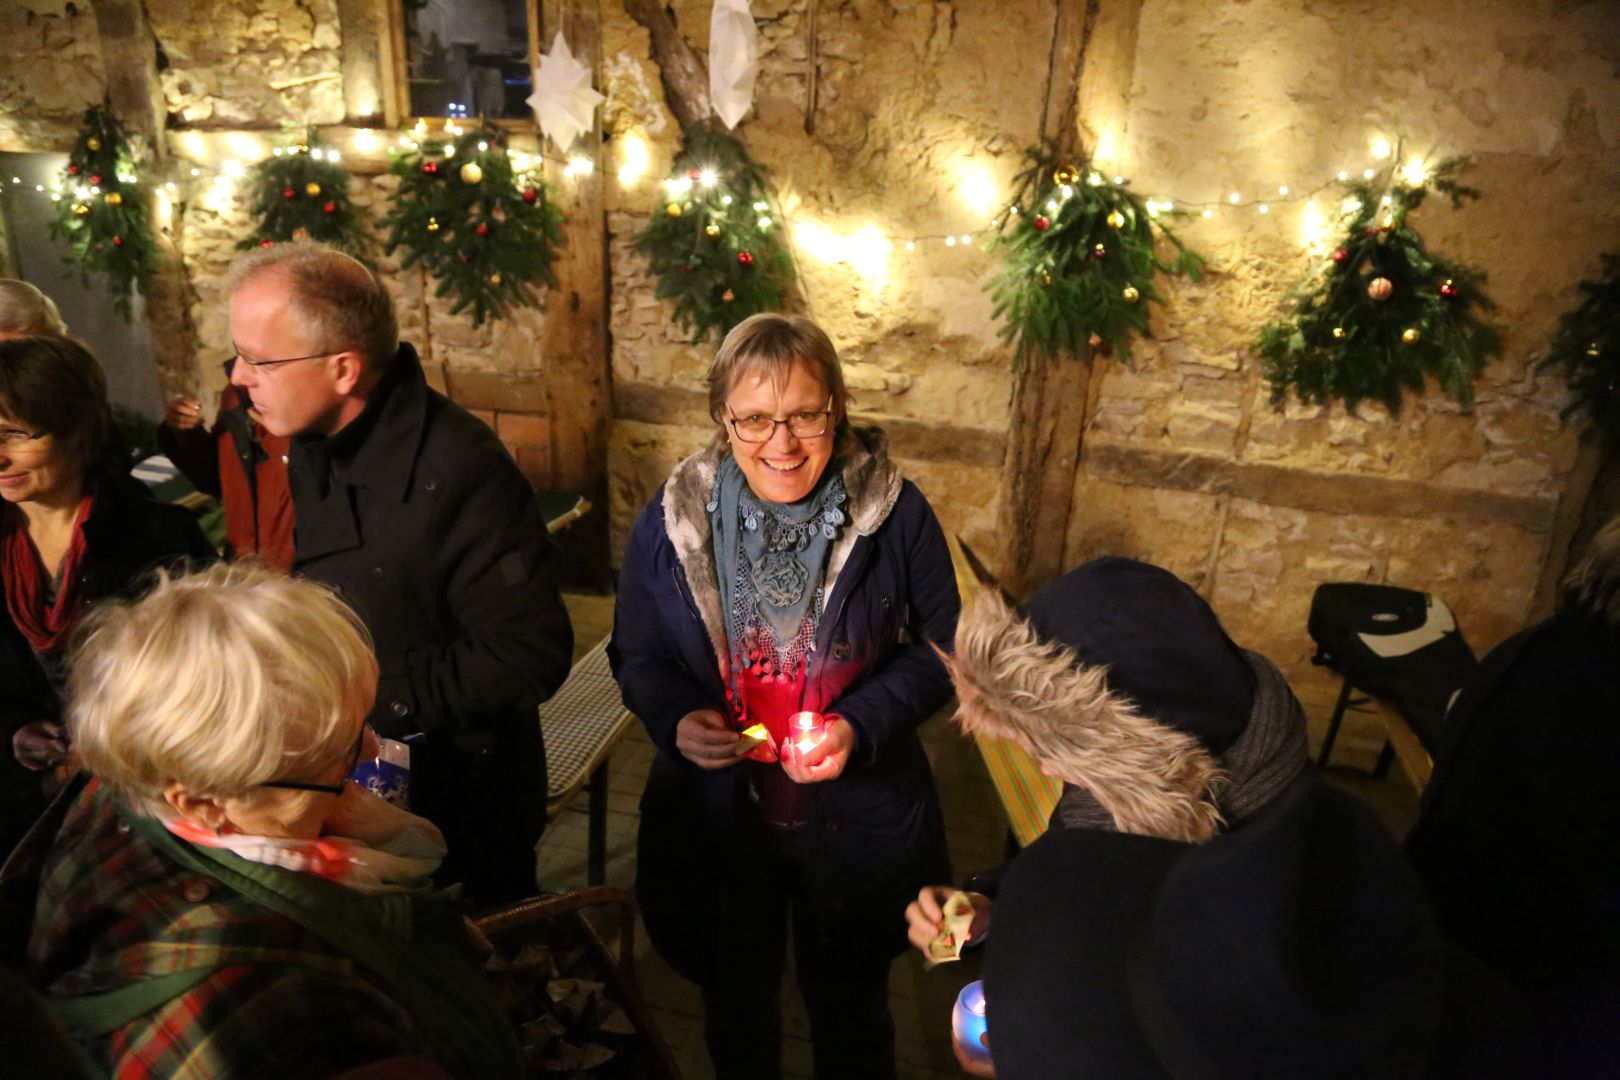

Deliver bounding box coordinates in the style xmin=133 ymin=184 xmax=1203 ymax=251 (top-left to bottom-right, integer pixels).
xmin=1064 ymin=0 xmax=1620 ymax=689
xmin=2 ymin=0 xmax=1617 ymax=691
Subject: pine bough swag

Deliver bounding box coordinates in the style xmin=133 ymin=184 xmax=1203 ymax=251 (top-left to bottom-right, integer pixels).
xmin=381 ymin=126 xmax=563 ymax=326
xmin=1257 ymin=157 xmax=1501 ymax=414
xmin=987 ymin=147 xmax=1205 ymax=365
xmin=49 ymin=105 xmax=158 ymax=320
xmin=238 ymin=128 xmax=366 ymax=251
xmin=632 ymin=126 xmax=793 ymax=343
xmin=1539 ymin=253 xmax=1620 ymax=444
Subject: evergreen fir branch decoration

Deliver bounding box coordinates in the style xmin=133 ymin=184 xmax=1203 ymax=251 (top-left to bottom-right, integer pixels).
xmin=47 ymin=105 xmax=158 ymax=320
xmin=986 ymin=147 xmax=1205 ymax=366
xmin=380 ymin=125 xmax=564 ymax=327
xmin=237 ymin=127 xmax=366 ymax=251
xmin=1256 ymin=156 xmax=1502 ymax=414
xmin=632 ymin=126 xmax=793 ymax=343
xmin=1538 ymin=253 xmax=1620 ymax=443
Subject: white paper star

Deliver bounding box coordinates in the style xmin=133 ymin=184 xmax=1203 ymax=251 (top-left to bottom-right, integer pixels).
xmin=709 ymin=0 xmax=758 ymax=129
xmin=526 ymin=31 xmax=604 ymax=154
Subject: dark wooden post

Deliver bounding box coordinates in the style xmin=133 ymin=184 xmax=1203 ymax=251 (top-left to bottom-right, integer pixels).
xmin=541 ymin=0 xmax=613 ymax=589
xmin=995 ymin=0 xmax=1142 ymax=596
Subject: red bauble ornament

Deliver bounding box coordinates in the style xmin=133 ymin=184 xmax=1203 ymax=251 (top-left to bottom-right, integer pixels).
xmin=458 ymin=254 xmax=471 ymax=264
xmin=323 ymin=201 xmax=336 ymax=214
xmin=260 ymin=239 xmax=274 ymax=248
xmin=282 ymin=187 xmax=297 ymax=200
xmin=1439 ymin=278 xmax=1459 ymax=299
xmin=1091 ymin=243 xmax=1108 ymax=260
xmin=1367 ymin=276 xmax=1394 ymax=302
xmin=686 ymin=168 xmax=701 ymax=180
xmin=521 ymin=187 xmax=538 ymax=204
xmin=112 ymin=236 xmax=124 ymax=247
xmin=476 ymin=222 xmax=490 ymax=237
xmin=737 ymin=251 xmax=755 ymax=267
xmin=1032 ymin=215 xmax=1051 ymax=232
xmin=67 ymin=164 xmax=78 ymax=176
xmin=1331 ymin=248 xmax=1349 ymax=264
xmin=89 ymin=174 xmax=101 ymax=186
xmin=422 ymin=160 xmax=440 ymax=175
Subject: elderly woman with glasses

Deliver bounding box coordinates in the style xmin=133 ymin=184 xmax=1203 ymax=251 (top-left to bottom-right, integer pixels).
xmin=2 ymin=562 xmax=523 ymax=1077
xmin=610 ymin=313 xmax=960 ymax=1080
xmin=0 ymin=335 xmax=212 ymax=859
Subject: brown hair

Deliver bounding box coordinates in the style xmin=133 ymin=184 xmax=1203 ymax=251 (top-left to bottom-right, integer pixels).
xmin=0 ymin=280 xmax=66 ymax=337
xmin=0 ymin=335 xmax=109 ymax=473
xmin=1562 ymin=513 xmax=1620 ymax=628
xmin=227 ymin=242 xmax=399 ymax=370
xmin=706 ymin=313 xmax=853 ymax=431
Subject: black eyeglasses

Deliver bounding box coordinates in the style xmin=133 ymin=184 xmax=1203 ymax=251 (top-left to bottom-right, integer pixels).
xmin=230 ymin=348 xmax=343 ymax=371
xmin=725 ymin=399 xmax=835 ymax=443
xmin=259 ymin=727 xmax=369 ymax=796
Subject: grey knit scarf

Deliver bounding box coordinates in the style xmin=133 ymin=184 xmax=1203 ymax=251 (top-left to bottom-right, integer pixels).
xmin=1052 ymin=650 xmax=1309 ymax=833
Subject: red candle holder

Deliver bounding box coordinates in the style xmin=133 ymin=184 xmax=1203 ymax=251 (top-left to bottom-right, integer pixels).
xmin=790 ymin=711 xmax=825 ymax=755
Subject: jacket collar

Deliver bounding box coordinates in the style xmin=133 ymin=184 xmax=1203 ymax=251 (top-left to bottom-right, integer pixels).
xmin=291 ymin=342 xmax=429 ymax=505
xmin=662 ymin=425 xmax=903 ymax=662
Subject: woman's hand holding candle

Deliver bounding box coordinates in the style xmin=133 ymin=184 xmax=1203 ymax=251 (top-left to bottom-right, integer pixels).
xmin=781 ymin=715 xmax=853 ymax=783
xmin=676 ymin=709 xmax=750 ymax=769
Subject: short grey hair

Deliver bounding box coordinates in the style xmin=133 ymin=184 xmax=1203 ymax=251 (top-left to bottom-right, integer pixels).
xmin=0 ymin=279 xmax=66 ymax=337
xmin=1562 ymin=513 xmax=1620 ymax=628
xmin=706 ymin=313 xmax=853 ymax=431
xmin=227 ymin=242 xmax=399 ymax=370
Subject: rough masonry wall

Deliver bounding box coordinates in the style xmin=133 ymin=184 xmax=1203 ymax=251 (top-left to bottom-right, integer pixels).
xmin=0 ymin=5 xmax=104 ymax=151
xmin=602 ymin=0 xmax=1043 ymax=559
xmin=1065 ymin=0 xmax=1620 ymax=687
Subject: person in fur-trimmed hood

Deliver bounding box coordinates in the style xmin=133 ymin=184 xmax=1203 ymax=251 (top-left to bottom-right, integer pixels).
xmin=906 ymin=556 xmax=1309 ymax=965
xmin=609 ymin=314 xmax=958 ymax=1080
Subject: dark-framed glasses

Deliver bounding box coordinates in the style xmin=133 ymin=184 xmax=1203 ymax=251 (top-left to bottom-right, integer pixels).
xmin=258 ymin=726 xmax=369 ymax=796
xmin=726 ymin=399 xmax=834 ymax=443
xmin=0 ymin=427 xmax=48 ymax=447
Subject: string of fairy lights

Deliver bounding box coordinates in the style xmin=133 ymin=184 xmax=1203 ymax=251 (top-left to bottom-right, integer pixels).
xmin=1 ymin=124 xmax=1434 ymax=277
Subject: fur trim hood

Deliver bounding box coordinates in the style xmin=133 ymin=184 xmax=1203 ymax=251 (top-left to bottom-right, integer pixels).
xmin=947 ymin=588 xmax=1226 ymax=843
xmin=662 ymin=425 xmax=904 ymax=667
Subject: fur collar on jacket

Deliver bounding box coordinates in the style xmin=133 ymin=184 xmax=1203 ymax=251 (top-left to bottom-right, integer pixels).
xmin=947 ymin=588 xmax=1227 ymax=843
xmin=662 ymin=426 xmax=903 ymax=669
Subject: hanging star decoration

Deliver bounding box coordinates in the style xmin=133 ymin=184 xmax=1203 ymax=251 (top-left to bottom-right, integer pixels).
xmin=709 ymin=0 xmax=759 ymax=129
xmin=526 ymin=31 xmax=603 ymax=154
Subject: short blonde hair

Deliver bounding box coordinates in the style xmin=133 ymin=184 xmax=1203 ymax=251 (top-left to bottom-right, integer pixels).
xmin=706 ymin=313 xmax=853 ymax=431
xmin=69 ymin=562 xmax=378 ymax=813
xmin=0 ymin=280 xmax=66 ymax=337
xmin=227 ymin=242 xmax=399 ymax=370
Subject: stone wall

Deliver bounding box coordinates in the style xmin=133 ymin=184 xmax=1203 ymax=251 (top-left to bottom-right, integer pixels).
xmin=1064 ymin=0 xmax=1620 ymax=687
xmin=0 ymin=5 xmax=104 ymax=151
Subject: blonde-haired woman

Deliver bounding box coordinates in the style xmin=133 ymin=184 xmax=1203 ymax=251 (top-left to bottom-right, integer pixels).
xmin=611 ymin=313 xmax=960 ymax=1079
xmin=1 ymin=563 xmax=521 ymax=1077
xmin=0 ymin=280 xmax=67 ymax=340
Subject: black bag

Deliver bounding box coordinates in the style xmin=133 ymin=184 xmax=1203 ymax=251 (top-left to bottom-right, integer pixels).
xmin=1307 ymin=583 xmax=1478 ymax=751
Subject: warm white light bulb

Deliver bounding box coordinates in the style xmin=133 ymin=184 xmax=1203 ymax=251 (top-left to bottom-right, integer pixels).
xmin=721 ymin=194 xmax=734 ymax=205
xmin=759 ymin=216 xmax=772 ymax=229
xmin=945 ymin=236 xmax=957 ymax=247
xmin=1202 ymin=208 xmax=1213 ymax=218
xmin=1258 ymin=203 xmax=1270 ymax=214
xmin=905 ymin=240 xmax=916 ymax=250
xmin=698 ymin=168 xmax=718 ymax=187
xmin=1363 ymin=168 xmax=1376 ymax=179
xmin=1229 ymin=192 xmax=1241 ymax=204
xmin=1337 ymin=170 xmax=1350 ymax=181
xmin=478 ymin=141 xmax=489 ymax=152
xmin=311 ymin=148 xmax=324 ymax=160
xmin=1371 ymin=136 xmax=1392 ymax=160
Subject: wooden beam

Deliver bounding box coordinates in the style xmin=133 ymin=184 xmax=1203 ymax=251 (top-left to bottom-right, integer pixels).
xmin=541 ymin=0 xmax=612 ymax=588
xmin=622 ymin=0 xmax=712 ymax=129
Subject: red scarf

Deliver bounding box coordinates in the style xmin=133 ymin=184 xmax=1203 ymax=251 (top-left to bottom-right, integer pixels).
xmin=2 ymin=495 xmax=94 ymax=653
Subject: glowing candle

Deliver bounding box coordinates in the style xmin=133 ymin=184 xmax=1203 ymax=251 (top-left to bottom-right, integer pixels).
xmin=952 ymin=980 xmax=992 ymax=1067
xmin=790 ymin=711 xmax=825 ymax=755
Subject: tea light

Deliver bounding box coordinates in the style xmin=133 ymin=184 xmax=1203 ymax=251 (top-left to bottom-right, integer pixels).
xmin=952 ymin=980 xmax=992 ymax=1068
xmin=790 ymin=711 xmax=825 ymax=755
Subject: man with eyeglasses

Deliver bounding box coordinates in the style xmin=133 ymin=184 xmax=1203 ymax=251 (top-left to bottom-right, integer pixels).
xmin=224 ymin=242 xmax=574 ymax=906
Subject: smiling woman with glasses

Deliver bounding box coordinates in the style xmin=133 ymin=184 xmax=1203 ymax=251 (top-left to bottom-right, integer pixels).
xmin=0 ymin=334 xmax=213 ymax=860
xmin=5 ymin=562 xmax=522 ymax=1076
xmin=612 ymin=312 xmax=962 ymax=1078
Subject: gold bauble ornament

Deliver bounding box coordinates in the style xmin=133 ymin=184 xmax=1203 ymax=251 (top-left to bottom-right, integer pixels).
xmin=86 ymin=136 xmax=101 ymax=151
xmin=304 ymin=182 xmax=322 ymax=198
xmin=1105 ymin=210 xmax=1126 ymax=229
xmin=459 ymin=161 xmax=483 ymax=185
xmin=1121 ymin=285 xmax=1140 ymax=303
xmin=71 ymin=203 xmax=89 ymax=216
xmin=1331 ymin=327 xmax=1347 ymax=340
xmin=1039 ymin=270 xmax=1052 ymax=286
xmin=666 ymin=203 xmax=683 ymax=218
xmin=1053 ymin=164 xmax=1080 ymax=186
xmin=1586 ymin=342 xmax=1602 ymax=357
xmin=104 ymin=191 xmax=122 ymax=206
xmin=1401 ymin=327 xmax=1421 ymax=344
xmin=426 ymin=217 xmax=440 ymax=232
xmin=488 ymin=272 xmax=502 ymax=285
xmin=1367 ymin=276 xmax=1394 ymax=302
xmin=705 ymin=223 xmax=721 ymax=237
xmin=1088 ymin=333 xmax=1103 ymax=349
